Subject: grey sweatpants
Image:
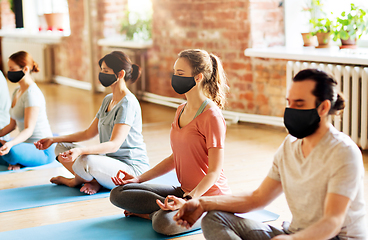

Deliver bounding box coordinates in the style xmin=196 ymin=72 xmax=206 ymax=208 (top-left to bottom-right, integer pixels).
xmin=110 ymin=183 xmax=203 ymax=236
xmin=201 ymin=211 xmax=341 ymax=240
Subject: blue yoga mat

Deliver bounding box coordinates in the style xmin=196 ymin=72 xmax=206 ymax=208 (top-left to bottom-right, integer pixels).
xmin=0 ymin=160 xmax=62 ymax=175
xmin=0 ymin=210 xmax=279 ymax=240
xmin=0 ymin=171 xmax=180 ymax=213
xmin=0 ymin=214 xmax=201 ymax=240
xmin=0 ymin=184 xmax=110 ymax=213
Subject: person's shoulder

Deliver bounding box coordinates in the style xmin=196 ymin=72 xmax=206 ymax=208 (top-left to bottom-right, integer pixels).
xmin=176 ymin=102 xmax=186 ymax=111
xmin=25 ymin=83 xmax=44 ymax=99
xmin=327 ymin=127 xmax=362 ymax=164
xmin=123 ymin=92 xmax=139 ymax=103
xmin=205 ymin=102 xmax=223 ymax=117
xmin=27 ymin=83 xmax=42 ymax=93
xmin=329 ymin=127 xmax=360 ymax=151
xmin=274 ymin=134 xmax=299 ymax=157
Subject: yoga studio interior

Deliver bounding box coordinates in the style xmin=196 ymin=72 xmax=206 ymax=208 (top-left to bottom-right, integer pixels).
xmin=0 ymin=0 xmax=368 ymax=239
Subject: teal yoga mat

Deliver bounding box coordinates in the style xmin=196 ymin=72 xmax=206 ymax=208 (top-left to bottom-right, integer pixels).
xmin=0 ymin=171 xmax=180 ymax=213
xmin=0 ymin=160 xmax=62 ymax=175
xmin=0 ymin=210 xmax=279 ymax=240
xmin=0 ymin=214 xmax=201 ymax=240
xmin=0 ymin=184 xmax=110 ymax=213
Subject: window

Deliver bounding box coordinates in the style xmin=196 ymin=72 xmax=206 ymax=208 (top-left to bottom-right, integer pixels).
xmin=285 ymin=0 xmax=368 ymax=48
xmin=22 ymin=0 xmax=70 ymax=35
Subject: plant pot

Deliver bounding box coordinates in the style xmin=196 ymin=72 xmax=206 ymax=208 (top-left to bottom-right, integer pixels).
xmin=315 ymin=32 xmax=331 ymax=48
xmin=301 ymin=33 xmax=317 ymax=47
xmin=44 ymin=13 xmax=65 ymax=31
xmin=340 ymin=37 xmax=357 ymax=49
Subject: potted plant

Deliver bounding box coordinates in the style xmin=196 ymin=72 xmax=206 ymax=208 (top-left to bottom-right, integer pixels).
xmin=301 ymin=0 xmax=323 ymax=47
xmin=43 ymin=1 xmax=66 ymax=31
xmin=120 ymin=10 xmax=152 ymax=41
xmin=333 ymin=3 xmax=368 ymax=49
xmin=311 ymin=17 xmax=334 ymax=48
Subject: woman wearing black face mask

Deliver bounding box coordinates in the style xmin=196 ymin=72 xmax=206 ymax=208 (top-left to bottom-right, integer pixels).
xmin=0 ymin=51 xmax=55 ymax=170
xmin=109 ymin=49 xmax=231 ymax=236
xmin=35 ymin=51 xmax=150 ymax=195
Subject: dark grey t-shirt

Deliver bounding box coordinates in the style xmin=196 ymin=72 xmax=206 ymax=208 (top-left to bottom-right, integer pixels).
xmin=96 ymin=93 xmax=149 ymax=173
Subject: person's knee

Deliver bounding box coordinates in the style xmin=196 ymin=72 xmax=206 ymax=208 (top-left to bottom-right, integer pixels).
xmin=54 ymin=142 xmax=68 ymax=156
xmin=109 ymin=185 xmax=131 ymax=208
xmin=202 ymin=211 xmax=224 ymax=232
xmin=152 ymin=210 xmax=179 ymax=236
xmin=72 ymin=156 xmax=93 ymax=181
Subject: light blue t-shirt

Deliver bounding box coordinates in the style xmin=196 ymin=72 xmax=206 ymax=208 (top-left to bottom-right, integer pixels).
xmin=96 ymin=93 xmax=149 ymax=174
xmin=0 ymin=71 xmax=10 ymax=132
xmin=9 ymin=83 xmax=53 ymax=143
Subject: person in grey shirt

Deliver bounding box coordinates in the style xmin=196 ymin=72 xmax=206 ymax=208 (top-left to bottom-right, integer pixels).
xmin=173 ymin=69 xmax=366 ymax=240
xmin=0 ymin=70 xmax=11 ymax=141
xmin=0 ymin=51 xmax=55 ymax=170
xmin=35 ymin=51 xmax=150 ymax=195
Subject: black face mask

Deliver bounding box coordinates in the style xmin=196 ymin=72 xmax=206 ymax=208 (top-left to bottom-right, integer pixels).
xmin=283 ymin=107 xmax=321 ymax=139
xmin=99 ymin=72 xmax=117 ymax=87
xmin=171 ymin=75 xmax=196 ymax=94
xmin=7 ymin=70 xmax=25 ymax=83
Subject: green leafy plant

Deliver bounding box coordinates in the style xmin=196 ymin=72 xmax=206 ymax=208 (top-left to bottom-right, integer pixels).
xmin=302 ymin=0 xmax=324 ymax=32
xmin=8 ymin=0 xmax=15 ymax=13
xmin=310 ymin=17 xmax=334 ymax=34
xmin=120 ymin=10 xmax=152 ymax=41
xmin=333 ymin=3 xmax=368 ymax=41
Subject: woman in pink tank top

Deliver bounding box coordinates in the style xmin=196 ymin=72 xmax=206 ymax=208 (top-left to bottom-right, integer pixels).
xmin=109 ymin=49 xmax=231 ymax=236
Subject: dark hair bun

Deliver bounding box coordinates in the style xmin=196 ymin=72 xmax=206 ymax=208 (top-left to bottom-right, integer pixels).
xmin=32 ymin=62 xmax=40 ymax=73
xmin=331 ymin=93 xmax=345 ymax=114
xmin=130 ymin=64 xmax=141 ymax=83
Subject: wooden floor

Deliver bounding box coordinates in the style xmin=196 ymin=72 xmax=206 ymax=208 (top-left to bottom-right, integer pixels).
xmin=1 ymin=82 xmax=367 ymax=239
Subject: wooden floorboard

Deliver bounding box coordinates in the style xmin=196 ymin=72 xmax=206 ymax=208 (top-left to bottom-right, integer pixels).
xmin=2 ymin=82 xmax=368 ymax=239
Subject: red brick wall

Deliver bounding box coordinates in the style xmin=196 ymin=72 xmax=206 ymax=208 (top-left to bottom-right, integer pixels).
xmin=249 ymin=0 xmax=285 ymax=47
xmin=54 ymin=0 xmax=127 ymax=83
xmin=147 ymin=0 xmax=286 ymax=117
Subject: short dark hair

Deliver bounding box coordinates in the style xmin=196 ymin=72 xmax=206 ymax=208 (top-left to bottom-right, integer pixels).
xmin=293 ymin=68 xmax=345 ymax=115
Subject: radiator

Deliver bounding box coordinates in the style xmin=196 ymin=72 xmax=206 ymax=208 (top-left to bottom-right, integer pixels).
xmin=1 ymin=38 xmax=53 ymax=82
xmin=287 ymin=61 xmax=368 ymax=150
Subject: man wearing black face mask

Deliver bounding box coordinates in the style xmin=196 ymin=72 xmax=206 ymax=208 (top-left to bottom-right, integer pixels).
xmin=173 ymin=69 xmax=366 ymax=240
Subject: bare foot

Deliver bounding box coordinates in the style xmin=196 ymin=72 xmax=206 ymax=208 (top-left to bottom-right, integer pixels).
xmin=50 ymin=176 xmax=80 ymax=188
xmin=8 ymin=164 xmax=21 ymax=170
xmin=124 ymin=210 xmax=150 ymax=220
xmin=80 ymin=181 xmax=101 ymax=195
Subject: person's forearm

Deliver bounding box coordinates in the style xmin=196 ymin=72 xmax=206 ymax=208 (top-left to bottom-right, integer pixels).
xmin=189 ymin=171 xmax=220 ymax=198
xmin=199 ymin=191 xmax=267 ymax=214
xmin=52 ymin=129 xmax=97 ymax=144
xmin=289 ymin=216 xmax=342 ymax=240
xmin=137 ymin=155 xmax=175 ymax=183
xmin=0 ymin=122 xmax=16 ymax=137
xmin=79 ymin=141 xmax=120 ymax=155
xmin=8 ymin=128 xmax=34 ymax=146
